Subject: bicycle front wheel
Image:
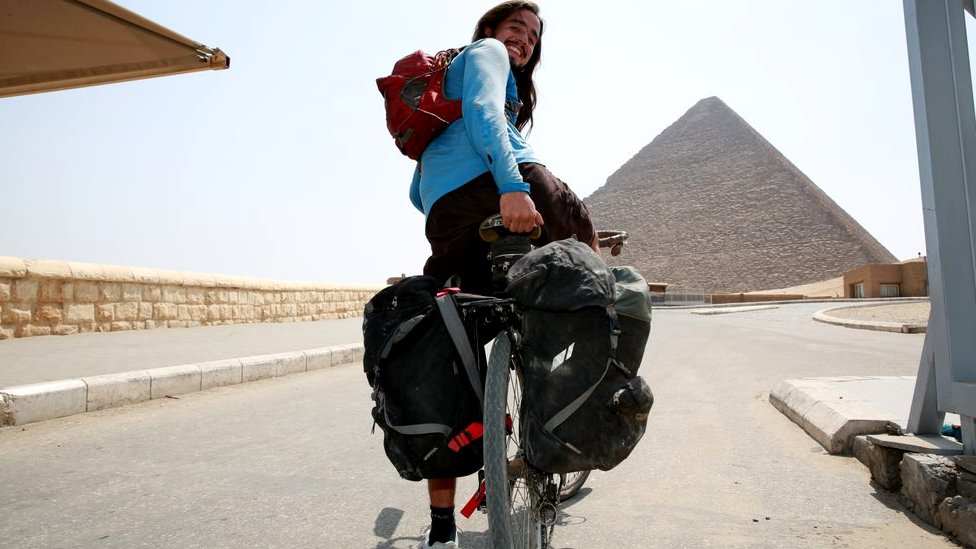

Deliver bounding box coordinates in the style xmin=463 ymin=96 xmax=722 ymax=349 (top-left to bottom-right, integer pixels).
xmin=483 ymin=333 xmax=554 ymax=549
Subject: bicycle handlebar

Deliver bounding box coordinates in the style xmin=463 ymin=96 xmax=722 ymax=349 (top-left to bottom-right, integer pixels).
xmin=479 ymin=214 xmax=629 ymax=256
xmin=597 ymin=230 xmax=628 ymax=256
xmin=479 ymin=214 xmax=542 ymax=242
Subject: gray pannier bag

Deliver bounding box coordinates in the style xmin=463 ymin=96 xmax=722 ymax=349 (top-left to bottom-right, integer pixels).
xmin=505 ymin=238 xmax=654 ymax=474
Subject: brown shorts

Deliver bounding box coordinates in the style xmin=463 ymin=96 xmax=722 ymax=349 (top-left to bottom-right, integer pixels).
xmin=423 ymin=162 xmax=596 ymax=295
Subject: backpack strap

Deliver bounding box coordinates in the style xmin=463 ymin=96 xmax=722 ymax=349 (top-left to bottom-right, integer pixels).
xmin=383 ymin=407 xmax=452 ymax=438
xmin=435 ymin=294 xmax=484 ymax=406
xmin=379 ymin=293 xmax=482 ymax=440
xmin=542 ymin=304 xmax=631 ymax=450
xmin=379 ymin=314 xmax=425 ymax=360
xmin=543 ymin=356 xmax=612 ymax=438
xmin=606 ymin=304 xmax=632 ymax=377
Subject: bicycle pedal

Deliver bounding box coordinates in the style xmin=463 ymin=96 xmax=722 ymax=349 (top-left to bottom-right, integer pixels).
xmin=476 ymin=470 xmax=488 ymax=513
xmin=461 ymin=475 xmax=487 ymax=519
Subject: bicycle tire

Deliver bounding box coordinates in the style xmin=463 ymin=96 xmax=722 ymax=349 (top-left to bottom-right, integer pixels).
xmin=483 ymin=334 xmax=552 ymax=549
xmin=558 ymin=470 xmax=591 ymax=502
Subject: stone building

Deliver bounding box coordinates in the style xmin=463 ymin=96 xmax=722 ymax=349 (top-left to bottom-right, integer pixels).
xmin=585 ymin=97 xmax=898 ymax=293
xmin=843 ymin=258 xmax=928 ymax=298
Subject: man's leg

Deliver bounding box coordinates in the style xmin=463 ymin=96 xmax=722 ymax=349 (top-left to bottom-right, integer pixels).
xmin=424 ymin=478 xmax=457 ymax=545
xmin=423 ymin=173 xmax=499 ymax=296
xmin=427 ymin=478 xmax=456 ymax=506
xmin=519 ymin=163 xmax=600 ymax=252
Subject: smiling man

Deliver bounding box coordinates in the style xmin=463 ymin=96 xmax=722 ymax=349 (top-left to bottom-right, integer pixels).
xmin=404 ymin=3 xmax=601 ymax=547
xmin=485 ymin=6 xmax=540 ymax=71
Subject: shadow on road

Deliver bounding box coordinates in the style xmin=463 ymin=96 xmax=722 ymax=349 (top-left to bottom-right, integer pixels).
xmin=374 ymin=507 xmax=404 ymax=539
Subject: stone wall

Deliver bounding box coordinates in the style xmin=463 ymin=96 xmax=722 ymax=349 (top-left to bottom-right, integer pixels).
xmin=854 ymin=437 xmax=976 ymax=548
xmin=0 ymin=257 xmax=383 ymax=340
xmin=711 ymin=293 xmax=806 ymax=304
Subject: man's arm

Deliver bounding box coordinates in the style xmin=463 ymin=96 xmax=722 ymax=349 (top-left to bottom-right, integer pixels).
xmin=461 ymin=39 xmax=542 ymax=233
xmin=409 ymin=164 xmax=423 ymax=213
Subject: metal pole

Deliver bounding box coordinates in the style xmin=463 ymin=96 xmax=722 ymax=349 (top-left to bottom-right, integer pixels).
xmin=903 ymin=0 xmax=976 ymax=454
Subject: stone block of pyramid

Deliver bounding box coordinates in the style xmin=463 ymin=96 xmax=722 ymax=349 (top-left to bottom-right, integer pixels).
xmin=585 ymin=97 xmax=897 ymax=293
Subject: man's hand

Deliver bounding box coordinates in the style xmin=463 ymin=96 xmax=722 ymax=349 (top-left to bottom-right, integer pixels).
xmin=499 ymin=191 xmax=544 ymax=234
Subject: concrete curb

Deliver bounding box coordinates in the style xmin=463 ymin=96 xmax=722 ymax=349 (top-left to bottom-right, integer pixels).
xmin=689 ymin=305 xmax=779 ymax=315
xmin=769 ymin=377 xmax=904 ymax=454
xmin=661 ymin=296 xmax=928 ymax=310
xmin=813 ymin=304 xmax=927 ymax=334
xmin=0 ymin=343 xmax=364 ymax=427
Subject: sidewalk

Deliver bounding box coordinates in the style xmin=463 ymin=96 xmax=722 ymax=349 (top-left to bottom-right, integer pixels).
xmin=0 ymin=317 xmax=363 ymax=387
xmin=0 ymin=318 xmax=364 ymax=426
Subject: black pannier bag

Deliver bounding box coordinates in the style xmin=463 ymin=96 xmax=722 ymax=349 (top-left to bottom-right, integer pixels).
xmin=363 ymin=276 xmax=486 ymax=481
xmin=506 ymin=239 xmax=654 ymax=474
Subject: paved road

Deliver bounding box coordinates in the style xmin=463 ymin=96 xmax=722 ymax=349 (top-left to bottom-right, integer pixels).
xmin=0 ymin=303 xmax=955 ymax=548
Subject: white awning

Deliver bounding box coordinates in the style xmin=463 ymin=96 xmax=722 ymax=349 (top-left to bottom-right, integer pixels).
xmin=0 ymin=0 xmax=229 ymax=98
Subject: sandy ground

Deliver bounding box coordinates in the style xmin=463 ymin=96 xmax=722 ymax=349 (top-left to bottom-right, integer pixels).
xmin=749 ymin=276 xmax=845 ymax=297
xmin=823 ymin=301 xmax=930 ymax=324
xmin=752 ymin=259 xmax=927 ymax=298
xmin=750 ymin=273 xmax=931 ymax=326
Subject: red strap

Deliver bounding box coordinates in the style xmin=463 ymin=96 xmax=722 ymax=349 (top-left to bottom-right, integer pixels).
xmin=460 ymin=480 xmax=486 ymax=518
xmin=448 ymin=422 xmax=484 ymax=452
xmin=466 ymin=422 xmax=484 ymax=440
xmin=436 ymin=287 xmax=461 ymax=297
xmin=447 ymin=433 xmax=467 ymax=452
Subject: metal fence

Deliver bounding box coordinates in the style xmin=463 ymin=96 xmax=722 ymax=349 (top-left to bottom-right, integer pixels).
xmin=650 ymin=287 xmax=713 ymax=306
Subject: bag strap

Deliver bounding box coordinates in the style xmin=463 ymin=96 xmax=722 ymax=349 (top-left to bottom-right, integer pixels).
xmin=543 ymin=304 xmax=630 ymax=449
xmin=543 ymin=356 xmax=611 ymax=437
xmin=384 ymin=407 xmax=452 ymax=438
xmin=436 ymin=294 xmax=484 ymax=405
xmin=379 ymin=293 xmax=481 ymax=440
xmin=379 ymin=315 xmax=425 ymax=360
xmin=606 ymin=304 xmax=632 ymax=376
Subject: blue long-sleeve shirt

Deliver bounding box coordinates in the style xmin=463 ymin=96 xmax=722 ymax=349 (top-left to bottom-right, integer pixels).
xmin=409 ymin=38 xmax=542 ymax=215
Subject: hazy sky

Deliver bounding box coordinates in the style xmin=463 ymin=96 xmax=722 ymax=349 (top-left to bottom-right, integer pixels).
xmin=2 ymin=1 xmax=974 ymax=285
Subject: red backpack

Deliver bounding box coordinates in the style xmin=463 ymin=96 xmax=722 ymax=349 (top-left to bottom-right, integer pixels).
xmin=376 ymin=49 xmax=462 ymax=161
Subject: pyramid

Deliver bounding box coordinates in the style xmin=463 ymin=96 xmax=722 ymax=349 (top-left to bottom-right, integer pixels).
xmin=584 ymin=97 xmax=897 ymax=293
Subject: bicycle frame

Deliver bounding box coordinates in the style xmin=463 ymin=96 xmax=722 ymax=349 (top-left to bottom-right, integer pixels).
xmin=456 ymin=297 xmax=560 ymax=549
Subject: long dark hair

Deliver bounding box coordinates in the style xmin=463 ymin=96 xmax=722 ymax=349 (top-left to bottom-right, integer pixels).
xmin=472 ymin=1 xmax=543 ymax=133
